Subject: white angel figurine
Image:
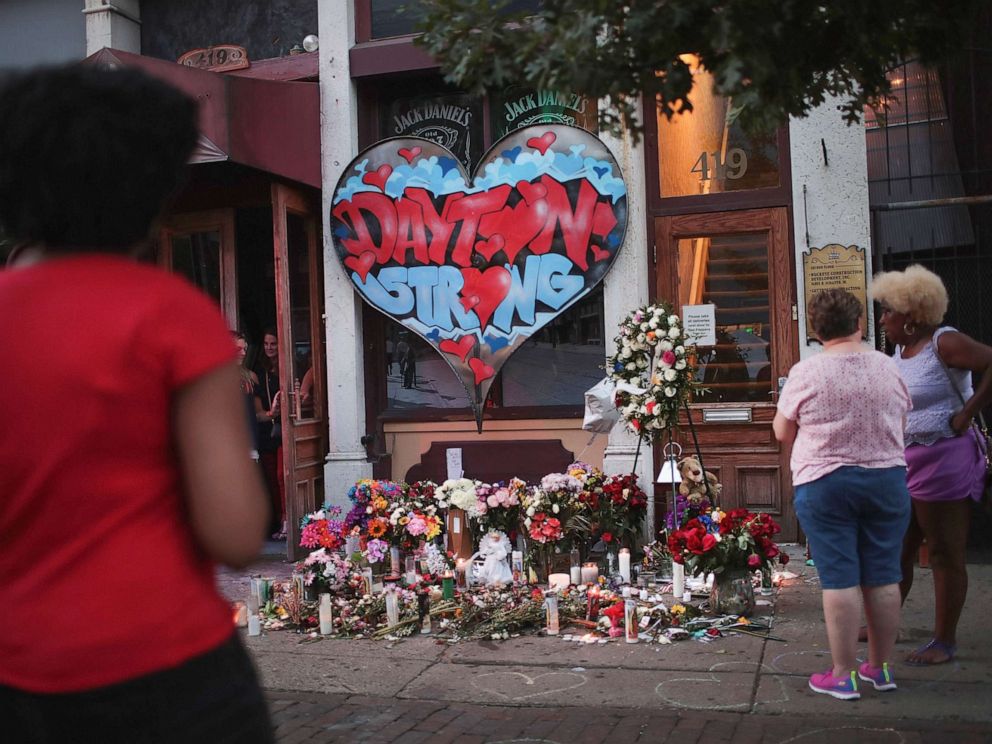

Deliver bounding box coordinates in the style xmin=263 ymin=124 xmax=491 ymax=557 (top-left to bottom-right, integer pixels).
xmin=474 ymin=530 xmax=513 ymax=586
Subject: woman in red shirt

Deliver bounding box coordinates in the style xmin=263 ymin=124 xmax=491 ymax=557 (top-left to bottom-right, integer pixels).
xmin=0 ymin=65 xmax=273 ymax=742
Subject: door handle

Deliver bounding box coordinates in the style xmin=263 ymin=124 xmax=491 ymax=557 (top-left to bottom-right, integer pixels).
xmin=768 ymin=376 xmax=787 ymax=401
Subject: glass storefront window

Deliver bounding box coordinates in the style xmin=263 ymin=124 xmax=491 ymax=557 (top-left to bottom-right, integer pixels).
xmin=170 ymin=230 xmax=221 ymax=304
xmin=657 ymin=57 xmax=779 ymax=198
xmin=500 ymin=287 xmax=605 ymax=407
xmin=676 ymin=233 xmax=773 ymax=403
xmin=286 ymin=213 xmax=316 ymax=420
xmin=382 ymin=90 xmax=483 ymax=170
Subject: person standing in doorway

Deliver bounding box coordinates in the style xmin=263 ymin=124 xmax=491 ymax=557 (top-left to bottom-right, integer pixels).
xmin=233 ymin=331 xmax=260 ymax=462
xmin=0 ymin=64 xmax=273 ymax=742
xmin=255 ymin=328 xmax=285 ymax=540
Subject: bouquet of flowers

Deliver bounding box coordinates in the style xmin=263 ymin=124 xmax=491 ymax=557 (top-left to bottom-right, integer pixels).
xmin=342 ymin=479 xmax=406 ymax=546
xmin=475 ymin=479 xmax=523 ymax=537
xmin=522 ymin=472 xmax=584 ymax=577
xmin=299 ymin=506 xmax=345 ymax=552
xmin=667 ymin=507 xmax=789 ymax=577
xmin=595 ymin=472 xmax=648 ymax=548
xmin=435 ymin=478 xmax=483 ymax=518
xmin=296 ymin=548 xmax=360 ymax=594
xmin=386 ymin=483 xmax=442 ymax=551
xmin=608 ymin=302 xmax=697 ymax=437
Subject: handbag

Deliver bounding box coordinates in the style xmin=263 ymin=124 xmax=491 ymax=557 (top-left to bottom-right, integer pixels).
xmin=933 ymin=338 xmax=992 ymax=508
xmin=265 ymin=372 xmax=283 ymax=441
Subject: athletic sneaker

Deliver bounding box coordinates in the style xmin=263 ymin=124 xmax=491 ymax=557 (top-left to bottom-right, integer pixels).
xmin=808 ymin=669 xmax=860 ymax=700
xmin=858 ymin=662 xmax=897 ymax=691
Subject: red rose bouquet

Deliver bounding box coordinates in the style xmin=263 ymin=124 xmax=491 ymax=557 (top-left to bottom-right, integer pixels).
xmin=667 ymin=507 xmax=789 ymax=577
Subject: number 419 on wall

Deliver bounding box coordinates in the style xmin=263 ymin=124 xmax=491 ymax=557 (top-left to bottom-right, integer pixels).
xmin=691 ymin=148 xmax=748 ymax=181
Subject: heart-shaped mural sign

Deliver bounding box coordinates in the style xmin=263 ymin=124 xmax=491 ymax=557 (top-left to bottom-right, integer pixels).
xmin=331 ymin=124 xmax=628 ymax=429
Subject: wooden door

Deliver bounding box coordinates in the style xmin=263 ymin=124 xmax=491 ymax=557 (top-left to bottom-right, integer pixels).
xmin=158 ymin=209 xmax=237 ymax=326
xmin=655 ymin=207 xmax=799 ymax=539
xmin=272 ymin=184 xmax=327 ymax=559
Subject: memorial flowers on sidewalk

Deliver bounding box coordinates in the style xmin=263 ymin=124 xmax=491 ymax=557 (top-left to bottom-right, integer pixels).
xmin=667 ymin=507 xmax=788 ymax=577
xmin=475 ymin=478 xmax=523 ymax=538
xmin=523 ymin=472 xmax=584 ymax=578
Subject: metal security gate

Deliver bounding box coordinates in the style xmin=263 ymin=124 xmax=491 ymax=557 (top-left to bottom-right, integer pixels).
xmin=866 ymin=49 xmax=992 ymax=553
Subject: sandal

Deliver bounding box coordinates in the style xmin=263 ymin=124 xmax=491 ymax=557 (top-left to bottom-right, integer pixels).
xmin=906 ymin=638 xmax=956 ymax=666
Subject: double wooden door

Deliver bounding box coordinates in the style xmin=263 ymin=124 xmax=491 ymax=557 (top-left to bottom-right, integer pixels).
xmin=655 ymin=207 xmax=799 ymax=540
xmin=160 ymin=184 xmax=326 ymax=558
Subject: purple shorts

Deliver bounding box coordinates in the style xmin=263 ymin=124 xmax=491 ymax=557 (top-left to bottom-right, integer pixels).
xmin=905 ymin=429 xmax=987 ymax=502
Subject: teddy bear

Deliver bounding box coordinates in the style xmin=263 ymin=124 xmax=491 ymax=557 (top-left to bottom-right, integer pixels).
xmin=677 ymin=456 xmax=722 ymax=505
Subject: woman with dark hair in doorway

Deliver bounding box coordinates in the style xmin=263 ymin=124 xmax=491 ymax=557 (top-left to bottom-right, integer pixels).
xmin=255 ymin=327 xmax=286 ymax=539
xmin=0 ymin=64 xmax=273 ymax=741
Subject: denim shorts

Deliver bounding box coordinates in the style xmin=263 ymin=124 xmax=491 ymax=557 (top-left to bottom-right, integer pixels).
xmin=794 ymin=466 xmax=910 ymax=590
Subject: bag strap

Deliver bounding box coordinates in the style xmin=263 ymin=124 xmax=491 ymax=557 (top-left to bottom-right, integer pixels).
xmin=931 ymin=334 xmax=990 ymax=452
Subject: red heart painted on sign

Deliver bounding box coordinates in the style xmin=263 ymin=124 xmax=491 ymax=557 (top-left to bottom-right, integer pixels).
xmin=526 ymin=131 xmax=557 ymax=155
xmin=459 ymin=266 xmax=511 ymax=330
xmin=591 ymin=244 xmax=612 ymax=262
xmin=516 ymin=180 xmax=548 ymax=205
xmin=478 ymin=197 xmax=547 ymax=266
xmin=469 ymin=357 xmax=496 ymax=385
xmin=398 ymin=146 xmax=422 ymax=164
xmin=344 ymin=251 xmax=376 ymax=282
xmin=362 ymin=164 xmax=393 ymax=191
xmin=474 ymin=234 xmax=506 ymax=261
xmin=439 ymin=335 xmax=477 ymax=361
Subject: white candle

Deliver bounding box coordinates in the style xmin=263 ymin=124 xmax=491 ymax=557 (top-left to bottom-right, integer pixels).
xmin=548 ymin=573 xmax=570 ymax=592
xmin=247 ymin=615 xmax=261 ymax=637
xmin=544 ymin=591 xmax=559 ymax=635
xmin=456 ymin=558 xmax=469 ymax=588
xmin=672 ymin=561 xmax=685 ymax=597
xmin=619 ymin=548 xmax=631 ymax=584
xmin=682 ymin=589 xmax=692 ymax=603
xmin=318 ymin=593 xmax=333 ymax=635
xmin=624 ymin=598 xmax=639 ymax=643
xmin=570 ymin=565 xmax=582 ymax=585
xmin=385 ymin=585 xmax=400 ymax=627
xmin=639 ymin=588 xmax=649 ymax=601
xmin=581 ymin=562 xmax=599 ymax=584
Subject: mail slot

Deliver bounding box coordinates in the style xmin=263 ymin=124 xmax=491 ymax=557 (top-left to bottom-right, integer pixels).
xmin=702 ymin=408 xmax=752 ymax=423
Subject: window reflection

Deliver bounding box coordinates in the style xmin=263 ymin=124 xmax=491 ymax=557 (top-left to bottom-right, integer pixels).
xmin=657 ymin=56 xmax=779 ymax=198
xmin=677 ymin=234 xmax=773 ymax=403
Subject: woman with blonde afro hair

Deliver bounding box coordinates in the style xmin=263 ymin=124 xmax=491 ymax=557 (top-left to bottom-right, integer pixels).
xmin=870 ymin=264 xmax=992 ymax=665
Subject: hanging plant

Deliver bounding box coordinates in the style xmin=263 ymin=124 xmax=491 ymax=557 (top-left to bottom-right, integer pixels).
xmin=607 ymin=302 xmax=698 ymax=437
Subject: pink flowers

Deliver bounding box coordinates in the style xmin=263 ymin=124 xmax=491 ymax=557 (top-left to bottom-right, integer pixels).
xmin=486 ymin=487 xmax=518 ymax=509
xmin=406 ymin=514 xmax=427 ymax=536
xmin=661 ymin=350 xmax=676 ymax=366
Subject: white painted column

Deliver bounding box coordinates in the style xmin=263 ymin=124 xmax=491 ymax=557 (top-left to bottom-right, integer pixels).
xmin=598 ymin=99 xmax=656 ymax=541
xmin=83 ymin=0 xmax=141 ymax=55
xmin=789 ymin=101 xmax=872 ymax=358
xmin=319 ymin=0 xmax=373 ymax=511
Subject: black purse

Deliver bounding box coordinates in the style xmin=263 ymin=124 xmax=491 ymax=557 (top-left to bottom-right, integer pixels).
xmin=265 ymin=373 xmax=282 ymax=441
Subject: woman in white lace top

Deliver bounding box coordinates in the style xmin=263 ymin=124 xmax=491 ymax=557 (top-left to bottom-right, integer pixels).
xmin=872 ymin=264 xmax=992 ymax=665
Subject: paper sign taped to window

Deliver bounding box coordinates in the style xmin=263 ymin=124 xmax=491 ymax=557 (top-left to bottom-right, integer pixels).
xmin=682 ymin=304 xmax=717 ymax=347
xmin=446 ymin=448 xmax=463 ymax=481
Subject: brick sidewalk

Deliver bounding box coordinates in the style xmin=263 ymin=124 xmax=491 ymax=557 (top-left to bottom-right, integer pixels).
xmin=265 ymin=690 xmax=992 ymax=743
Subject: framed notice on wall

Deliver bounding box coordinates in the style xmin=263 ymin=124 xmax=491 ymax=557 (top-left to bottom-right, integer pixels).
xmin=802 ymin=244 xmax=868 ymax=343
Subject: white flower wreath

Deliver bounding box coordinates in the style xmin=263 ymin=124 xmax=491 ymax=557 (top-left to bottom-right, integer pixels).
xmin=606 ymin=302 xmax=697 ymax=436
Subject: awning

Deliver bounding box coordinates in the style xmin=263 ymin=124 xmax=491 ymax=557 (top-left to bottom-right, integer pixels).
xmin=86 ymin=48 xmax=320 ymax=188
